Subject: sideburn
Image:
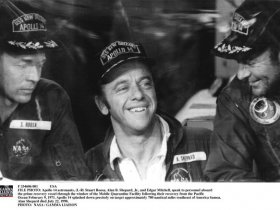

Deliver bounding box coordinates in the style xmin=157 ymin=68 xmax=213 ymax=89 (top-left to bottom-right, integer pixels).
xmin=266 ymin=70 xmax=280 ymax=98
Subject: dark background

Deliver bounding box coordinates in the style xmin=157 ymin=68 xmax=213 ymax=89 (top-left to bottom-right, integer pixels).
xmin=22 ymin=0 xmax=217 ymax=151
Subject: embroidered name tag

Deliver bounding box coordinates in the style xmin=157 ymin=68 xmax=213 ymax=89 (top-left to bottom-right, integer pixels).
xmin=173 ymin=152 xmax=206 ymax=164
xmin=9 ymin=120 xmax=51 ymax=130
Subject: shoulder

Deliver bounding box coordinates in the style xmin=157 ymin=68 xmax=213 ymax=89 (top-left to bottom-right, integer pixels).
xmin=158 ymin=112 xmax=182 ymax=132
xmin=159 ymin=113 xmax=210 ymax=153
xmin=85 ymin=143 xmax=104 ymax=160
xmin=34 ymin=78 xmax=70 ymax=103
xmin=85 ymin=143 xmax=105 ymax=166
xmin=35 ymin=78 xmax=67 ymax=94
xmin=182 ymin=126 xmax=211 ymax=155
xmin=219 ymin=76 xmax=250 ymax=104
xmin=85 ymin=143 xmax=106 ymax=175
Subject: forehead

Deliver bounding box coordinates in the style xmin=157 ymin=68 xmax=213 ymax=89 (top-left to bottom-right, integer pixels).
xmin=1 ymin=52 xmax=46 ymax=62
xmin=238 ymin=49 xmax=271 ymax=65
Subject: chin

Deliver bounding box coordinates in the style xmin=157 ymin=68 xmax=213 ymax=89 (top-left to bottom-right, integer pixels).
xmin=132 ymin=123 xmax=150 ymax=131
xmin=129 ymin=120 xmax=152 ymax=133
xmin=252 ymin=87 xmax=266 ymax=97
xmin=15 ymin=95 xmax=32 ymax=104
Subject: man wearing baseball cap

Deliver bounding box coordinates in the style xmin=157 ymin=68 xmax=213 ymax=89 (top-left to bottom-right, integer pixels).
xmin=0 ymin=0 xmax=90 ymax=180
xmin=205 ymin=0 xmax=280 ymax=181
xmin=85 ymin=40 xmax=210 ymax=182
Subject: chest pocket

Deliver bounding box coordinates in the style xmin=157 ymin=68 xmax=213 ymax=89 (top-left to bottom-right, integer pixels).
xmin=168 ymin=165 xmax=193 ymax=182
xmin=6 ymin=127 xmax=48 ymax=164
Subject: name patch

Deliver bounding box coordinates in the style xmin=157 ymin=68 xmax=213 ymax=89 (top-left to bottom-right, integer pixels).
xmin=173 ymin=152 xmax=206 ymax=164
xmin=9 ymin=120 xmax=51 ymax=130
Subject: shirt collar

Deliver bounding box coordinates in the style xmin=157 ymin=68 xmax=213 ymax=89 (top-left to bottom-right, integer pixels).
xmin=109 ymin=115 xmax=171 ymax=170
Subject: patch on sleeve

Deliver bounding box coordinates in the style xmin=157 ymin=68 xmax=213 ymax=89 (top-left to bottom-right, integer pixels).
xmin=173 ymin=152 xmax=206 ymax=164
xmin=249 ymin=97 xmax=280 ymax=125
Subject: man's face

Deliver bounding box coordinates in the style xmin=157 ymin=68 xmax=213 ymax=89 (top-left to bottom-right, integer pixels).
xmin=98 ymin=62 xmax=157 ymax=135
xmin=237 ymin=50 xmax=280 ymax=96
xmin=0 ymin=52 xmax=46 ymax=104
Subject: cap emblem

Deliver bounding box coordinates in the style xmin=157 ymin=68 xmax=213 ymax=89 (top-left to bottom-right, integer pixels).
xmin=232 ymin=13 xmax=257 ymax=35
xmin=12 ymin=13 xmax=47 ymax=33
xmin=100 ymin=41 xmax=141 ymax=66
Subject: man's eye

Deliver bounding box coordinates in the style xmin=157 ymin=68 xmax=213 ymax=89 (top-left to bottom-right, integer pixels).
xmin=116 ymin=85 xmax=128 ymax=93
xmin=17 ymin=63 xmax=28 ymax=68
xmin=140 ymin=79 xmax=153 ymax=88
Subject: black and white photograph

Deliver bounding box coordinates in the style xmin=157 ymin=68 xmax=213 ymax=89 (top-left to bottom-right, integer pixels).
xmin=0 ymin=0 xmax=279 ymax=209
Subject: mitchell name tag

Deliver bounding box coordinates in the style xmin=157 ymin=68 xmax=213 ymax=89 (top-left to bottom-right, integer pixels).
xmin=9 ymin=120 xmax=51 ymax=130
xmin=173 ymin=152 xmax=206 ymax=164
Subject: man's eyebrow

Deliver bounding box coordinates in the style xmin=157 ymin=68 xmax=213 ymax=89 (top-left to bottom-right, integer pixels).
xmin=113 ymin=80 xmax=129 ymax=89
xmin=21 ymin=56 xmax=47 ymax=63
xmin=19 ymin=58 xmax=33 ymax=63
xmin=112 ymin=75 xmax=153 ymax=89
xmin=138 ymin=75 xmax=153 ymax=82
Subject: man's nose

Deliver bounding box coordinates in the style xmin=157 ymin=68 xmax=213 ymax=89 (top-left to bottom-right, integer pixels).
xmin=237 ymin=64 xmax=251 ymax=80
xmin=131 ymin=84 xmax=144 ymax=100
xmin=26 ymin=66 xmax=41 ymax=83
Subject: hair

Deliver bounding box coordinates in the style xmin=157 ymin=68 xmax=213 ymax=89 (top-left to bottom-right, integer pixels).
xmin=269 ymin=45 xmax=280 ymax=65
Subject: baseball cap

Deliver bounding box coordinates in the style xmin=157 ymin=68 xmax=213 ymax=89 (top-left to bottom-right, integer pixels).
xmin=214 ymin=0 xmax=280 ymax=60
xmin=99 ymin=41 xmax=154 ymax=81
xmin=0 ymin=0 xmax=59 ymax=53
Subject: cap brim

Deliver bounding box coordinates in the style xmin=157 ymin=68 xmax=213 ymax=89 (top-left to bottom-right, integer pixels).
xmin=3 ymin=36 xmax=59 ymax=52
xmin=0 ymin=30 xmax=60 ymax=53
xmin=213 ymin=32 xmax=253 ymax=60
xmin=5 ymin=39 xmax=59 ymax=51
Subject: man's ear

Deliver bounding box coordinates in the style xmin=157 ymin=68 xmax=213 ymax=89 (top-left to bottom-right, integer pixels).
xmin=95 ymin=96 xmax=109 ymax=115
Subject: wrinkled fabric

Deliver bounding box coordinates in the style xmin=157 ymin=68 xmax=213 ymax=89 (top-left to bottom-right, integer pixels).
xmin=205 ymin=76 xmax=280 ymax=182
xmin=85 ymin=113 xmax=211 ymax=182
xmin=0 ymin=79 xmax=90 ymax=180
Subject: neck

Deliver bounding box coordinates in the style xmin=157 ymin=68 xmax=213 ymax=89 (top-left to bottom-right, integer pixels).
xmin=114 ymin=117 xmax=163 ymax=164
xmin=0 ymin=96 xmax=18 ymax=123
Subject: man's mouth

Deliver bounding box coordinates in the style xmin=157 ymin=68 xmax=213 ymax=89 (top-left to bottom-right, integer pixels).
xmin=249 ymin=80 xmax=261 ymax=87
xmin=128 ymin=107 xmax=147 ymax=112
xmin=20 ymin=88 xmax=34 ymax=94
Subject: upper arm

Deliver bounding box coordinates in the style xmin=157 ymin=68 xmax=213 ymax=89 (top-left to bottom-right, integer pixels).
xmin=205 ymin=93 xmax=259 ymax=181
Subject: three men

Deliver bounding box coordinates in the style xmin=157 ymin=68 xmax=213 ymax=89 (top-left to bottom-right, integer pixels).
xmin=0 ymin=0 xmax=89 ymax=180
xmin=205 ymin=1 xmax=280 ymax=181
xmin=86 ymin=41 xmax=210 ymax=182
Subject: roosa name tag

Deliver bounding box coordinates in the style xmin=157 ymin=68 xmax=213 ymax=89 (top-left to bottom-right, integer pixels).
xmin=9 ymin=120 xmax=51 ymax=130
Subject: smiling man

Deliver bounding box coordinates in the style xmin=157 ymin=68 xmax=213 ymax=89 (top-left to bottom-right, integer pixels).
xmin=205 ymin=1 xmax=280 ymax=181
xmin=85 ymin=41 xmax=210 ymax=182
xmin=0 ymin=0 xmax=90 ymax=180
